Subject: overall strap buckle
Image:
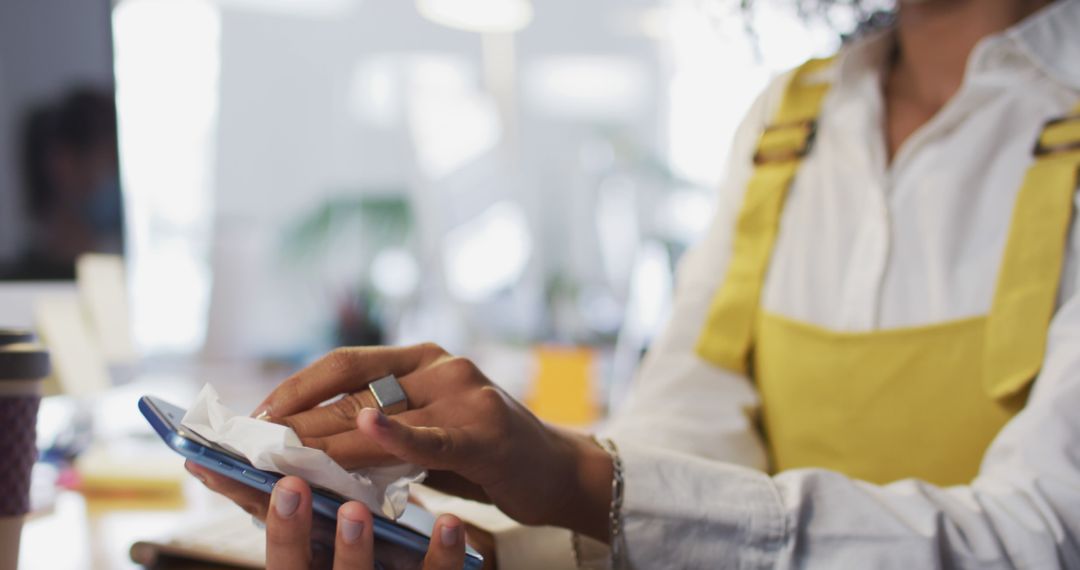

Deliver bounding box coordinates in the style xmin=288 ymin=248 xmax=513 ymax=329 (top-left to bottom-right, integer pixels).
xmin=753 ymin=120 xmax=818 ymax=165
xmin=1033 ymin=113 xmax=1080 ymax=157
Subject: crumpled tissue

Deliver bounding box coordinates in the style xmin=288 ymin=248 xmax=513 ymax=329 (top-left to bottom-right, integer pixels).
xmin=181 ymin=384 xmax=425 ymax=519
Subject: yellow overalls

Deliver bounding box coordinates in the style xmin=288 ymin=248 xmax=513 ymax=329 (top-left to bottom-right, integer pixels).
xmin=696 ymin=57 xmax=1080 ymax=486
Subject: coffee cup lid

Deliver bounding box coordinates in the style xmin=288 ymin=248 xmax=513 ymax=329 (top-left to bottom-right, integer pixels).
xmin=0 ymin=344 xmax=51 ymax=380
xmin=0 ymin=329 xmax=35 ymax=346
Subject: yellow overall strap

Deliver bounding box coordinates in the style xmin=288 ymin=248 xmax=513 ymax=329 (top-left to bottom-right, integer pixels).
xmin=696 ymin=57 xmax=834 ymax=372
xmin=985 ymin=103 xmax=1080 ymax=401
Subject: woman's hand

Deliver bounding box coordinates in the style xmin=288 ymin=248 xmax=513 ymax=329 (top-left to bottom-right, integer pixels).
xmin=185 ymin=461 xmax=498 ymax=568
xmin=261 ymin=475 xmax=465 ymax=569
xmin=251 ymin=343 xmax=614 ymax=541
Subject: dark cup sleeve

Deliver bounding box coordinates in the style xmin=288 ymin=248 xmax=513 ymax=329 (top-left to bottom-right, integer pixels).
xmin=0 ymin=396 xmax=41 ymax=517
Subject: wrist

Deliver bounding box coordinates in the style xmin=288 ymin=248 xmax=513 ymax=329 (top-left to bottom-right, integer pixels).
xmin=549 ymin=429 xmax=614 ymax=543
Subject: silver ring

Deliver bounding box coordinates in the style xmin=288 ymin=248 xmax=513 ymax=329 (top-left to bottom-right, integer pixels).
xmin=368 ymin=375 xmax=409 ymax=415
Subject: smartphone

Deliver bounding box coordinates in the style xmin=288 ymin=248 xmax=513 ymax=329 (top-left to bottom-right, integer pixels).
xmin=139 ymin=395 xmax=484 ymax=570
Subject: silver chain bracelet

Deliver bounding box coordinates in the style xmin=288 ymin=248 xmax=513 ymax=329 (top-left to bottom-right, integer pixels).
xmin=596 ymin=437 xmax=625 ymax=568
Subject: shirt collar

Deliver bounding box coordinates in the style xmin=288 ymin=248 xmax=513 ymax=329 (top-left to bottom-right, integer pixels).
xmin=833 ymin=27 xmax=895 ymax=87
xmin=833 ymin=0 xmax=1080 ymax=92
xmin=1005 ymin=0 xmax=1080 ymax=91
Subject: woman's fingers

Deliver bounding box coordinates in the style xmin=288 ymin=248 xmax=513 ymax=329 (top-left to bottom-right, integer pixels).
xmin=280 ymin=390 xmax=379 ymax=438
xmin=266 ymin=477 xmax=313 ymax=570
xmin=301 ymin=429 xmax=402 ymax=468
xmin=185 ymin=460 xmax=270 ymax=520
xmin=423 ymin=514 xmax=468 ymax=570
xmin=334 ymin=503 xmax=469 ymax=570
xmin=357 ymin=408 xmax=464 ymax=470
xmin=333 ymin=501 xmax=374 ymax=570
xmin=262 ymin=482 xmax=464 ymax=570
xmin=254 ymin=344 xmax=444 ymax=419
xmin=190 ymin=461 xmax=465 ymax=570
xmin=299 ymin=408 xmax=430 ymax=469
xmin=355 ymin=384 xmax=507 ymax=472
xmin=283 ymin=389 xmax=427 ymax=441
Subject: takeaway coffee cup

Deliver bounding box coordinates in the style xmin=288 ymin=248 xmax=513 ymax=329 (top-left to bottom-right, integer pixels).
xmin=0 ymin=331 xmax=50 ymax=570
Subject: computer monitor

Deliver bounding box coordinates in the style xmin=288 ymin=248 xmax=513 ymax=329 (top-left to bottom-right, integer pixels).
xmin=0 ymin=0 xmax=122 ymax=281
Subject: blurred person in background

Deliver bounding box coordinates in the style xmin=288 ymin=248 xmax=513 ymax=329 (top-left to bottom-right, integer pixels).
xmin=191 ymin=0 xmax=1080 ymax=567
xmin=3 ymin=88 xmax=123 ymax=280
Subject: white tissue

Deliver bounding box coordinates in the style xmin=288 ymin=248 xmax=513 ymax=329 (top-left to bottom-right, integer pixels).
xmin=181 ymin=384 xmax=425 ymax=519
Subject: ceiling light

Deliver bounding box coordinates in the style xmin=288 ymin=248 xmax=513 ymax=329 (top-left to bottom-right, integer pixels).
xmin=416 ymin=0 xmax=533 ymax=33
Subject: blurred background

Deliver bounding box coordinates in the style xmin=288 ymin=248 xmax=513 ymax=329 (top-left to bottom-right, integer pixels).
xmin=0 ymin=0 xmax=855 ymax=566
xmin=2 ymin=0 xmax=844 ymax=409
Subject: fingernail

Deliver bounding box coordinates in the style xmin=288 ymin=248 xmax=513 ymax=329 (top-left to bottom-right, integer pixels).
xmin=440 ymin=523 xmax=460 ymax=547
xmin=274 ymin=487 xmax=300 ymax=518
xmin=252 ymin=406 xmax=272 ymax=421
xmin=373 ymin=409 xmax=390 ymax=428
xmin=184 ymin=462 xmax=207 ymax=484
xmin=340 ymin=517 xmax=365 ymax=544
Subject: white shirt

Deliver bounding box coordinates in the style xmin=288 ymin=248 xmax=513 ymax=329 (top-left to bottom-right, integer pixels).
xmin=471 ymin=1 xmax=1080 ymax=567
xmin=609 ymin=1 xmax=1080 ymax=568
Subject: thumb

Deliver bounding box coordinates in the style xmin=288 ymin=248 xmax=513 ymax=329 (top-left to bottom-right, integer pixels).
xmin=422 ymin=514 xmax=467 ymax=570
xmin=357 ymin=408 xmax=458 ymax=469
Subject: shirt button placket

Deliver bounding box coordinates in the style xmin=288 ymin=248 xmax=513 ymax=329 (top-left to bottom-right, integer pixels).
xmin=845 ymin=191 xmax=890 ymax=331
